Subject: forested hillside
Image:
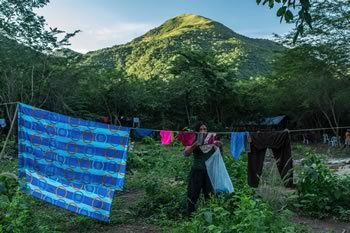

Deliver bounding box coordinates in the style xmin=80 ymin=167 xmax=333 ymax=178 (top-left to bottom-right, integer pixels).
xmin=1 ymin=9 xmax=349 ymax=131
xmin=81 ymin=14 xmax=284 ymax=80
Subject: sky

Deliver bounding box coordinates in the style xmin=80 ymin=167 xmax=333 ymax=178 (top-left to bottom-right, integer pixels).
xmin=36 ymin=0 xmax=294 ymax=54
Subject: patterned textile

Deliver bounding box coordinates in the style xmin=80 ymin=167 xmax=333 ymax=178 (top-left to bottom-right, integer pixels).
xmin=17 ymin=103 xmax=130 ymax=222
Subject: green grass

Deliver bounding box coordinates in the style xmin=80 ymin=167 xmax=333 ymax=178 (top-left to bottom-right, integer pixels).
xmin=2 ymin=142 xmax=349 ymax=232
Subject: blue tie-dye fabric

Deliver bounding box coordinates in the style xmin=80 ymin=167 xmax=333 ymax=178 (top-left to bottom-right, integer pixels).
xmin=17 ymin=103 xmax=130 ymax=222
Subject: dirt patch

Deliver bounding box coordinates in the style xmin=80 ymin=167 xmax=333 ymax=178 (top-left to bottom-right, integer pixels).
xmin=117 ymin=189 xmax=146 ymax=208
xmin=95 ymin=224 xmax=161 ymax=233
xmin=292 ymin=216 xmax=350 ymax=233
xmin=108 ymin=189 xmax=162 ymax=233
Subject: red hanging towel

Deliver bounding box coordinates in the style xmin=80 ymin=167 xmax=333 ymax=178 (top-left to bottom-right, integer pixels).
xmin=177 ymin=131 xmax=196 ymax=146
xmin=103 ymin=116 xmax=109 ymax=123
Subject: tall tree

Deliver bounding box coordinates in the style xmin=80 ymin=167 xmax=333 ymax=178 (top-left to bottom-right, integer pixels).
xmin=277 ymin=0 xmax=350 ymax=70
xmin=271 ymin=47 xmax=350 ymax=137
xmin=269 ymin=0 xmax=350 ymax=138
xmin=0 ymin=0 xmax=79 ymax=52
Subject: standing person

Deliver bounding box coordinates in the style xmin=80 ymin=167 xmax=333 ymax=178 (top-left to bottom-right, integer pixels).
xmin=344 ymin=129 xmax=350 ymax=148
xmin=183 ymin=122 xmax=223 ymax=216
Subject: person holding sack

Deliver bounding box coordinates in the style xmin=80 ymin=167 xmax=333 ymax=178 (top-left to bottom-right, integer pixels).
xmin=183 ymin=122 xmax=223 ymax=216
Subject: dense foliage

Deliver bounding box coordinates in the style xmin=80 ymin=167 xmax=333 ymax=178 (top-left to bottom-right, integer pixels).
xmin=256 ymin=0 xmax=312 ymax=43
xmin=1 ymin=7 xmax=349 ymax=131
xmin=292 ymin=153 xmax=350 ymax=220
xmin=0 ymin=0 xmax=79 ymax=52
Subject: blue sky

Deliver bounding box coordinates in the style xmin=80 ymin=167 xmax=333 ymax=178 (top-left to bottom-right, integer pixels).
xmin=36 ymin=0 xmax=294 ymax=53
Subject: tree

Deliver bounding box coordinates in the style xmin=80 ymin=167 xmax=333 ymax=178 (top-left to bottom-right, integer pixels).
xmin=277 ymin=0 xmax=350 ymax=70
xmin=256 ymin=0 xmax=312 ymax=43
xmin=0 ymin=0 xmax=79 ymax=52
xmin=268 ymin=0 xmax=350 ymax=137
xmin=271 ymin=47 xmax=350 ymax=138
xmin=77 ymin=67 xmax=142 ymax=122
xmin=168 ymin=50 xmax=239 ymax=127
xmin=0 ymin=0 xmax=79 ymax=131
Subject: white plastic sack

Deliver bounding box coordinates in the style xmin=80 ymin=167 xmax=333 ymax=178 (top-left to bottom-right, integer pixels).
xmin=205 ymin=148 xmax=234 ymax=193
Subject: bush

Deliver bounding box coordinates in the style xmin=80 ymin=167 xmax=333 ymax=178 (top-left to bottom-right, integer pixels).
xmin=136 ymin=175 xmax=187 ymax=220
xmin=0 ymin=188 xmax=40 ymax=233
xmin=0 ymin=173 xmax=60 ymax=233
xmin=0 ymin=173 xmax=41 ymax=233
xmin=142 ymin=136 xmax=155 ymax=144
xmin=172 ymin=191 xmax=304 ymax=233
xmin=292 ymin=152 xmax=350 ymax=220
xmin=0 ymin=138 xmax=17 ymax=159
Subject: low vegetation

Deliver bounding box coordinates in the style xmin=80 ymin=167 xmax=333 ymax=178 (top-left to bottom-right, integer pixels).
xmin=1 ymin=139 xmax=349 ymax=232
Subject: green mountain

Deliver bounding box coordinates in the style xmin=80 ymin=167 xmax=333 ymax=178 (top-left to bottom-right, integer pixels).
xmin=80 ymin=13 xmax=284 ymax=79
xmin=53 ymin=48 xmax=82 ymax=58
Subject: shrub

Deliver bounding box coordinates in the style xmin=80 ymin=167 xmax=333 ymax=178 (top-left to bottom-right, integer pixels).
xmin=135 ymin=173 xmax=187 ymax=220
xmin=292 ymin=152 xmax=350 ymax=220
xmin=172 ymin=191 xmax=304 ymax=233
xmin=0 ymin=186 xmax=39 ymax=233
xmin=142 ymin=136 xmax=155 ymax=144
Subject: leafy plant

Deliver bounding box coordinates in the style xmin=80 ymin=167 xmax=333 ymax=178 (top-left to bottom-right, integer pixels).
xmin=142 ymin=136 xmax=155 ymax=145
xmin=172 ymin=191 xmax=305 ymax=233
xmin=292 ymin=152 xmax=350 ymax=220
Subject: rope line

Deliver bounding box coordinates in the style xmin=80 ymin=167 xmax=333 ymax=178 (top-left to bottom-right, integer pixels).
xmin=1 ymin=101 xmax=349 ymax=134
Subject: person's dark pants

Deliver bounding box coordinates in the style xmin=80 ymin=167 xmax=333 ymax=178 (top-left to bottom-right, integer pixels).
xmin=248 ymin=131 xmax=294 ymax=188
xmin=186 ymin=168 xmax=213 ymax=216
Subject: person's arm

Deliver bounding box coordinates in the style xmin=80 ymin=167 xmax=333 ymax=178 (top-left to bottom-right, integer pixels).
xmin=183 ymin=142 xmax=199 ymax=157
xmin=214 ymin=140 xmax=224 ymax=153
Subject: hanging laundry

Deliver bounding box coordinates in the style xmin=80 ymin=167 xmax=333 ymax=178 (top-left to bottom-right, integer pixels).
xmin=160 ymin=130 xmax=173 ymax=145
xmin=103 ymin=116 xmax=109 ymax=123
xmin=134 ymin=128 xmax=154 ymax=138
xmin=205 ymin=148 xmax=234 ymax=193
xmin=0 ymin=119 xmax=6 ymax=128
xmin=197 ymin=133 xmax=216 ymax=153
xmin=133 ymin=117 xmax=140 ymax=128
xmin=203 ymin=133 xmax=216 ymax=145
xmin=230 ymin=132 xmax=247 ymax=160
xmin=247 ymin=131 xmax=293 ymax=188
xmin=177 ymin=131 xmax=196 ymax=146
xmin=17 ymin=103 xmax=130 ymax=222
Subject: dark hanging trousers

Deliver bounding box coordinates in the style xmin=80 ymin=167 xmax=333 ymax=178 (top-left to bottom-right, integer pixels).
xmin=248 ymin=131 xmax=294 ymax=188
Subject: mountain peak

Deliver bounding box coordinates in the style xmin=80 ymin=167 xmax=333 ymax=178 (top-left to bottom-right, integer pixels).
xmin=138 ymin=13 xmax=233 ymax=41
xmin=82 ymin=14 xmax=284 ymax=80
xmin=168 ymin=13 xmax=213 ymax=26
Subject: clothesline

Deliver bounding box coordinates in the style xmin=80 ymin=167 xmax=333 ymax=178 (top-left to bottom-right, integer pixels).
xmin=128 ymin=126 xmax=350 ymax=135
xmin=0 ymin=101 xmax=18 ymax=106
xmin=1 ymin=101 xmax=349 ymax=135
xmin=288 ymin=126 xmax=349 ymax=133
xmin=213 ymin=126 xmax=350 ymax=134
